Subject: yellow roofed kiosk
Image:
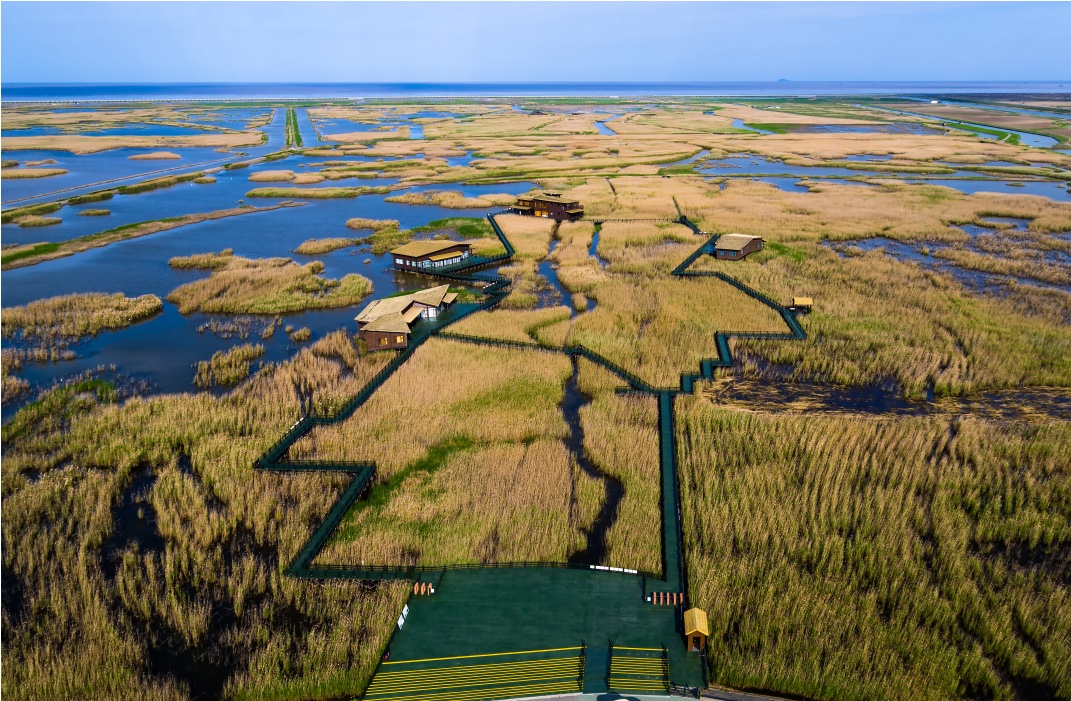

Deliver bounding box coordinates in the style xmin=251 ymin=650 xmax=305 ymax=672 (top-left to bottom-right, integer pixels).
xmin=683 ymin=607 xmax=709 ymax=653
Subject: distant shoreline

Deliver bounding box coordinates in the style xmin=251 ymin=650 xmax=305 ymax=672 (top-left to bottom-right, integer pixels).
xmin=3 ymin=80 xmax=1071 ymax=102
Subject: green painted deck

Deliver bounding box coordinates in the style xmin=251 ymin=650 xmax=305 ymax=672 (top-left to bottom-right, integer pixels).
xmin=385 ymin=568 xmax=704 ymax=693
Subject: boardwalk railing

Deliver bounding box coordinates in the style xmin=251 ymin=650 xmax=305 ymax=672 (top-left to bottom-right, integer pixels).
xmin=255 ymin=211 xmax=807 ymax=586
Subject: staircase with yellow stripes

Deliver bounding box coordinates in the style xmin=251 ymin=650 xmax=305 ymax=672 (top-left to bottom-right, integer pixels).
xmin=364 ymin=646 xmax=584 ymax=701
xmin=606 ymin=645 xmax=669 ymax=694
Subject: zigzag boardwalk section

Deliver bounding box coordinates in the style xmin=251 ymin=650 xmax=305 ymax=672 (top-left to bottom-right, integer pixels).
xmin=254 ymin=212 xmax=806 ymax=698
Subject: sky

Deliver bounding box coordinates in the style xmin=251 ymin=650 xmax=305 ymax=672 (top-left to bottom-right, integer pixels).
xmin=2 ymin=1 xmax=1069 ymax=84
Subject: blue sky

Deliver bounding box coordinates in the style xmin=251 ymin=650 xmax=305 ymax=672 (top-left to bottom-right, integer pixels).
xmin=2 ymin=1 xmax=1068 ymax=84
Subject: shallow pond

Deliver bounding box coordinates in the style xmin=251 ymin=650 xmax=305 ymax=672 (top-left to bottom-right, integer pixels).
xmin=1 ymin=109 xmax=287 ymax=206
xmin=902 ymin=179 xmax=1070 ymax=201
xmin=699 ymin=155 xmax=896 ymax=178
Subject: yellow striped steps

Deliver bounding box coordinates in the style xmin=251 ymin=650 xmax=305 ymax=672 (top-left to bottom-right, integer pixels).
xmin=365 ymin=646 xmax=583 ymax=701
xmin=607 ymin=645 xmax=669 ymax=694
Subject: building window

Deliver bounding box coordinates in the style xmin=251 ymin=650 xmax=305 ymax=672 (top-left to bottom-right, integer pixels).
xmin=395 ymin=258 xmax=404 ymax=265
xmin=379 ymin=337 xmax=388 ymax=346
xmin=395 ymin=335 xmax=405 ymax=344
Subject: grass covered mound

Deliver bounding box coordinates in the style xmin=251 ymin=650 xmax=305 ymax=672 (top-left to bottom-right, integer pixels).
xmin=167 ymin=255 xmax=373 ymax=314
xmin=168 ymin=248 xmax=234 ymax=269
xmin=294 ymin=238 xmax=356 ymax=255
xmin=14 ymin=215 xmax=62 ymax=227
xmin=193 ymin=343 xmax=265 ymax=388
xmin=1 ymin=168 xmax=67 ymax=179
xmin=678 ymin=399 xmax=1071 ymax=701
xmin=2 ymin=292 xmax=163 ymax=341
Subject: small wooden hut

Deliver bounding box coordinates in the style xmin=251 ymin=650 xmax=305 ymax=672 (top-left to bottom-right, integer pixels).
xmin=713 ymin=234 xmax=764 ymax=260
xmin=683 ymin=607 xmax=709 ymax=653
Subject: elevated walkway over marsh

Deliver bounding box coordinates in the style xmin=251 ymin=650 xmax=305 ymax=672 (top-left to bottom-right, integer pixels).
xmin=254 ymin=212 xmax=806 ymax=697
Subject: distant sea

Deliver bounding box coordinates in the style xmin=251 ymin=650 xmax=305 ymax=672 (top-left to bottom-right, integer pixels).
xmin=3 ymin=81 xmax=1071 ymax=102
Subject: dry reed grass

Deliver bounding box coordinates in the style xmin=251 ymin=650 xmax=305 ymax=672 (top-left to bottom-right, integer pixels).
xmin=1 ymin=332 xmax=407 ymax=699
xmin=677 ymin=396 xmax=1071 ymax=701
xmin=288 ymin=338 xmax=616 ymax=567
xmin=248 ymin=170 xmax=296 ymax=183
xmin=128 ymin=152 xmax=181 ymax=160
xmin=383 ymin=190 xmax=516 ymax=209
xmin=1 ymin=167 xmax=67 ymax=179
xmin=577 ymin=359 xmax=662 ymax=573
xmin=2 ymin=292 xmax=162 ymax=341
xmin=293 ymin=238 xmax=355 ymax=255
xmin=449 ymin=306 xmax=572 ymax=343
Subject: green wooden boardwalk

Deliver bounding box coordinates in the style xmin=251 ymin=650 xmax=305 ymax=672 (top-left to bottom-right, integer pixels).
xmin=253 ymin=213 xmax=807 ymax=699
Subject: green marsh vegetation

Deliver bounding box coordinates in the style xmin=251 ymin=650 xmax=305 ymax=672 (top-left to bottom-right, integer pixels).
xmin=1 ymin=202 xmax=62 ymax=224
xmin=193 ymin=343 xmax=265 ymax=388
xmin=116 ymin=172 xmax=205 ymax=195
xmin=166 ymin=255 xmax=373 ymax=315
xmin=678 ymin=398 xmax=1071 ymax=701
xmin=67 ymin=191 xmax=115 ymax=205
xmin=1 ymin=332 xmax=408 ymax=699
xmin=77 ymin=209 xmax=110 ymax=216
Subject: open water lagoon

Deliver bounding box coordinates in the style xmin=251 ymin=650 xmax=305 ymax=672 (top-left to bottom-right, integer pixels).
xmin=2 ymin=141 xmax=536 ymax=411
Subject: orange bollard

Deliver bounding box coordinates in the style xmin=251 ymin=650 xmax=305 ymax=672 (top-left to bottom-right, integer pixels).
xmin=413 ymin=582 xmax=419 ymax=595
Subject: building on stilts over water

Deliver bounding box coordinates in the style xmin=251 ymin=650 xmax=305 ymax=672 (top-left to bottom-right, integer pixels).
xmin=390 ymin=240 xmax=472 ymax=272
xmin=355 ymin=285 xmax=458 ymax=350
xmin=509 ymin=192 xmax=584 ymax=221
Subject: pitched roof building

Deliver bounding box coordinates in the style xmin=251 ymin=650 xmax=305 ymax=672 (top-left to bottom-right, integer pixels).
xmin=355 ymin=285 xmax=459 ymax=350
xmin=390 ymin=240 xmax=472 ymax=272
xmin=713 ymin=233 xmax=764 ymax=260
xmin=510 ymin=192 xmax=584 ymax=221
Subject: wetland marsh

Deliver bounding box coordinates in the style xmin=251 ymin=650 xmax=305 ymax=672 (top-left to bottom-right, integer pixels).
xmin=4 ymin=92 xmax=1071 ymax=701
